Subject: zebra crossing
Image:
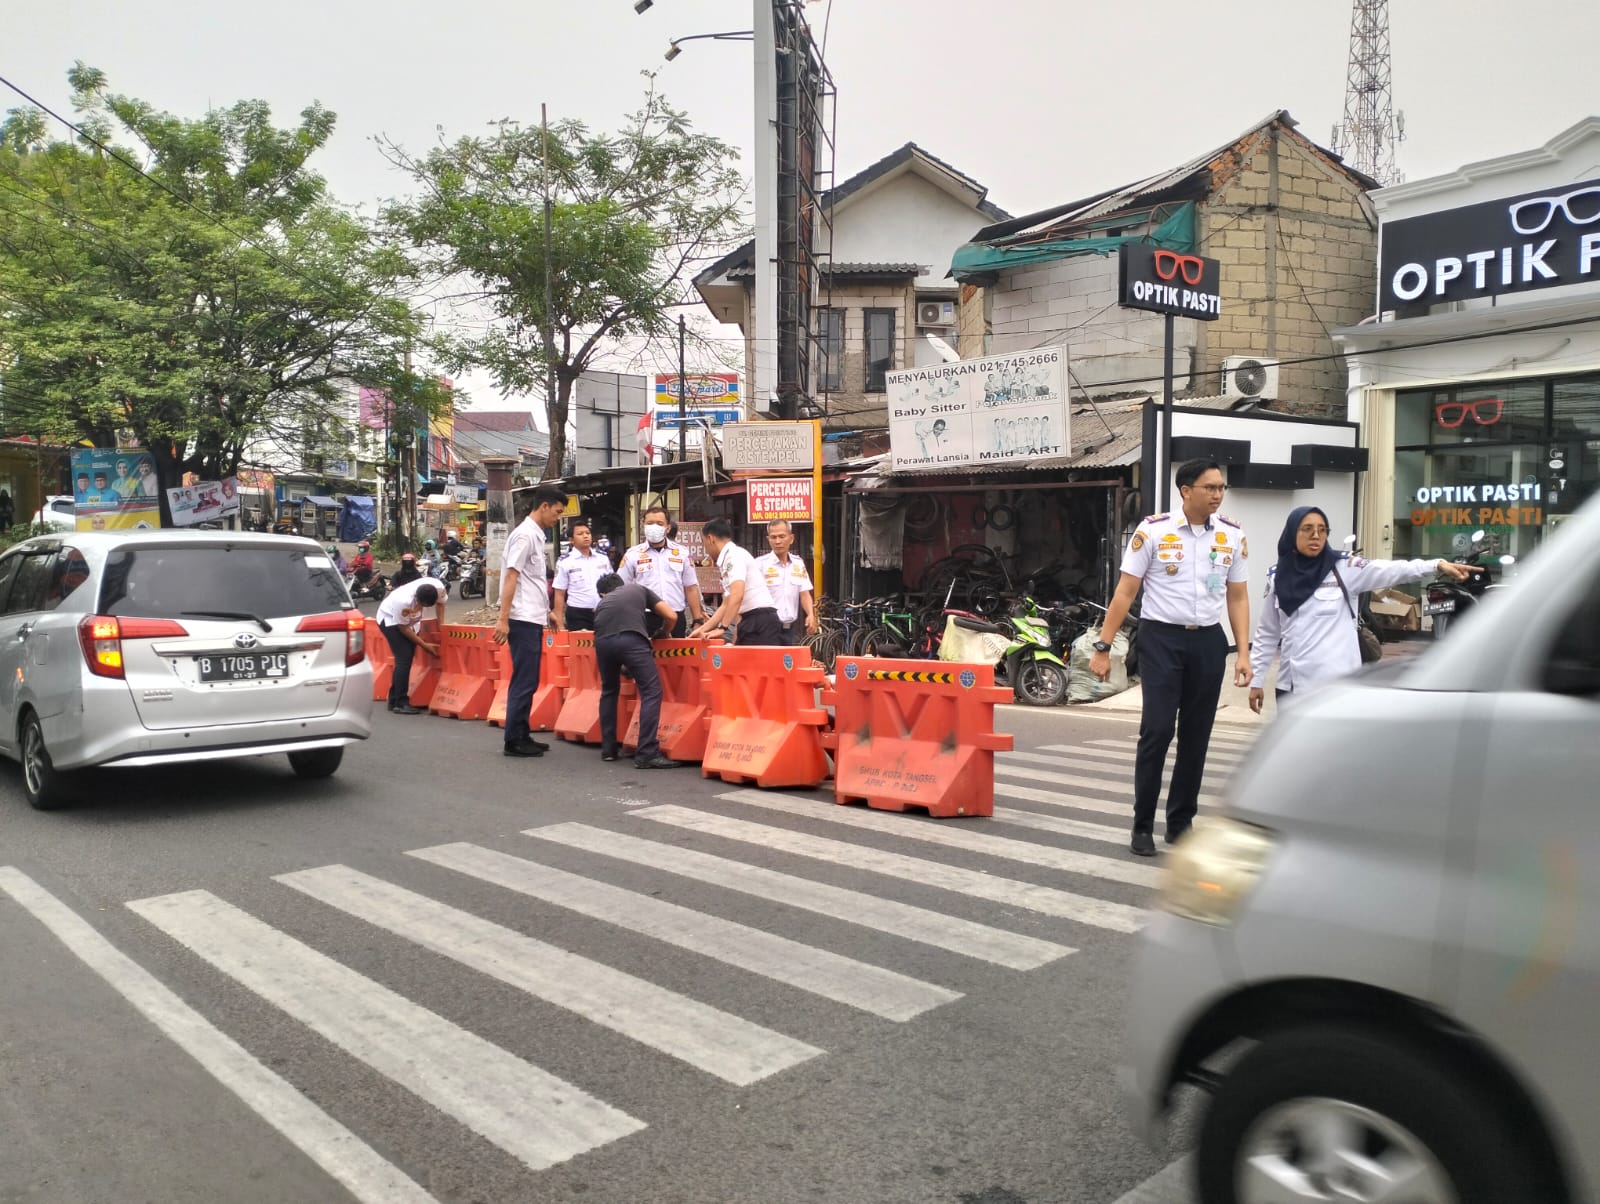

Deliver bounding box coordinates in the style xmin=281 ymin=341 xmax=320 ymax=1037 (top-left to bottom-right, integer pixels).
xmin=1 ymin=724 xmax=1253 ymax=1201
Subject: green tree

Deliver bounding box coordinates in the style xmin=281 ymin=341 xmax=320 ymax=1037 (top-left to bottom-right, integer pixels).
xmin=0 ymin=64 xmax=443 ymax=522
xmin=379 ymin=83 xmax=747 ymax=477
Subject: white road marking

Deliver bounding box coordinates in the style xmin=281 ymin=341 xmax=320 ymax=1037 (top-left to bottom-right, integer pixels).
xmin=1010 ymin=746 xmax=1241 ymax=768
xmin=991 ymin=808 xmax=1131 ymax=844
xmin=277 ymin=864 xmax=820 ymax=1086
xmin=0 ymin=868 xmax=438 ymax=1204
xmin=994 ymin=782 xmax=1132 ymax=817
xmin=714 ymin=791 xmax=1164 ymax=889
xmin=411 ymin=843 xmax=959 ymax=1021
xmin=525 ymin=822 xmax=1072 ymax=971
xmin=635 ymin=806 xmax=1147 ymax=932
xmin=995 ymin=763 xmax=1221 ymax=809
xmin=126 ymin=888 xmax=644 ymax=1171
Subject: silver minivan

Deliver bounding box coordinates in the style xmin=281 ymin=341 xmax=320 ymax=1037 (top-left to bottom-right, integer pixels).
xmin=1123 ymin=497 xmax=1600 ymax=1203
xmin=0 ymin=531 xmax=373 ymax=809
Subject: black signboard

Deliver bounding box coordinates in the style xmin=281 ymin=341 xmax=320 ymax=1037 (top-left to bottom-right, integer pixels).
xmin=1118 ymin=243 xmax=1222 ymax=321
xmin=1379 ymin=176 xmax=1600 ymax=310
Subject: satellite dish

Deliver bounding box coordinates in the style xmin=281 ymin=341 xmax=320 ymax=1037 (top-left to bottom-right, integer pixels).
xmin=923 ymin=333 xmax=960 ymax=364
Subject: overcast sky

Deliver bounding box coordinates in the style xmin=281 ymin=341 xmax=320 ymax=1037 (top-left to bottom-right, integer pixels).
xmin=9 ymin=0 xmax=1599 ymax=418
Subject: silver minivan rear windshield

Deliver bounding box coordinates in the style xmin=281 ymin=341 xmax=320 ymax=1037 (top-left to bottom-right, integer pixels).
xmin=98 ymin=545 xmax=349 ymax=619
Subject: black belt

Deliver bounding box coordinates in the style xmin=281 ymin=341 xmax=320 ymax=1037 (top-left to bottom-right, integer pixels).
xmin=1143 ymin=619 xmax=1217 ymax=632
xmin=741 ymin=607 xmax=778 ymax=617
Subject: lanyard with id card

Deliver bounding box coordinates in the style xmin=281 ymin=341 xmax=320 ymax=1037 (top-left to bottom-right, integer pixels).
xmin=1206 ymin=548 xmax=1224 ymax=595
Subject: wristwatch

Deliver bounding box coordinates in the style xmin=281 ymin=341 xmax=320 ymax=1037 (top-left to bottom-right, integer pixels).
xmin=1092 ymin=639 xmax=1112 ymax=653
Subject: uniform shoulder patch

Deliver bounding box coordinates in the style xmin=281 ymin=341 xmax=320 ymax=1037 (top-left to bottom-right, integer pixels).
xmin=1216 ymin=514 xmax=1242 ymax=529
xmin=1130 ymin=531 xmax=1147 ymax=552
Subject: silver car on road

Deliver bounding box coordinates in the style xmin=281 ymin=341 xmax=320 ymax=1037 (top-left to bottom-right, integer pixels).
xmin=0 ymin=531 xmax=373 ymax=809
xmin=1124 ymin=495 xmax=1600 ymax=1203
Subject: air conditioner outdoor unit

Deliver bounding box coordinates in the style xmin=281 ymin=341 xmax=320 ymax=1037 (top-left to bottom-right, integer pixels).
xmin=1222 ymin=356 xmax=1280 ymax=402
xmin=917 ymin=300 xmax=956 ymax=327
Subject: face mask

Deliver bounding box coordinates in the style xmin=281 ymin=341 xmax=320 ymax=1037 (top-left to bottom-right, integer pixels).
xmin=643 ymin=523 xmax=666 ymax=544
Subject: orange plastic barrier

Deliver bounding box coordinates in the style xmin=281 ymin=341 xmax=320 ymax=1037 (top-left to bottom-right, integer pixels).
xmin=488 ymin=629 xmax=569 ymax=731
xmin=404 ymin=619 xmax=443 ymax=708
xmin=622 ymin=639 xmax=717 ymax=760
xmin=365 ymin=617 xmax=393 ymax=701
xmin=554 ymin=633 xmax=603 ymax=744
xmin=821 ymin=657 xmax=1013 ymax=818
xmin=429 ymin=626 xmax=498 ymax=720
xmin=701 ymin=645 xmax=829 ymax=788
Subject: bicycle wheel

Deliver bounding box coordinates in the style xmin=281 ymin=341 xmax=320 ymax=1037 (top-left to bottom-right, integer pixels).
xmin=859 ymin=625 xmax=906 ymax=658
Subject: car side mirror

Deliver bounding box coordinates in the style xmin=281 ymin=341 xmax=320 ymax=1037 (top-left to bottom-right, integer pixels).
xmin=1545 ymin=657 xmax=1600 ymax=697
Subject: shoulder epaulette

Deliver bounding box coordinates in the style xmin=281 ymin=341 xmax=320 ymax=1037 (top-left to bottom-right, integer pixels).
xmin=1217 ymin=515 xmax=1242 ymax=529
xmin=1143 ymin=513 xmax=1169 ymax=524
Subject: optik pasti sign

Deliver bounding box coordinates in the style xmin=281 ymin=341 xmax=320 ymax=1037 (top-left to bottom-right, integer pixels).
xmin=1118 ymin=244 xmax=1222 ymax=320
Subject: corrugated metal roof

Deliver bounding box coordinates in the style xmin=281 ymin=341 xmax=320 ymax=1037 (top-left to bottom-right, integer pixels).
xmin=726 ymin=261 xmax=922 ymax=279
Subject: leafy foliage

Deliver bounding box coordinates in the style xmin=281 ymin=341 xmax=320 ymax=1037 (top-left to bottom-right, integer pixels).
xmin=380 ymin=84 xmax=747 ymax=476
xmin=0 ymin=65 xmax=438 ymax=518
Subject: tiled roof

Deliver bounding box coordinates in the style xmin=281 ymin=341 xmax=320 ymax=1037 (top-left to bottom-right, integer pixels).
xmin=455 ymin=410 xmax=537 ymax=432
xmin=725 ymin=260 xmax=922 ymax=279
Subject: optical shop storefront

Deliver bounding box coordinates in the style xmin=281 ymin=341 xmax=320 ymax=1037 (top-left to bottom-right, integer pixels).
xmin=1336 ymin=116 xmax=1600 ymax=578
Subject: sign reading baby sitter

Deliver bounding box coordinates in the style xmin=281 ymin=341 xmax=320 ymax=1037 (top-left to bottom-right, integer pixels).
xmin=886 ymin=347 xmax=1070 ymax=473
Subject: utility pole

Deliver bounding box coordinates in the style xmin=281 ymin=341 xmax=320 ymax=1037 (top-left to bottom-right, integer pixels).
xmin=1331 ymin=0 xmax=1404 ymax=186
xmin=677 ymin=314 xmax=688 ymax=462
xmin=542 ymin=103 xmax=559 ymax=479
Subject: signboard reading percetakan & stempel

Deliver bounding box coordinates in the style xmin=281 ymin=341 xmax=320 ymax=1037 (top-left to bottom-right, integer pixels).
xmin=746 ymin=477 xmax=815 ymax=523
xmin=720 ymin=422 xmax=815 ymax=471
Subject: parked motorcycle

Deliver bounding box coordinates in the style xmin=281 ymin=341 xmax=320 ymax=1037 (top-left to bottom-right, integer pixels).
xmin=346 ymin=567 xmax=388 ymax=603
xmin=1001 ymin=597 xmax=1070 ymax=706
xmin=1425 ymin=529 xmax=1513 ymax=637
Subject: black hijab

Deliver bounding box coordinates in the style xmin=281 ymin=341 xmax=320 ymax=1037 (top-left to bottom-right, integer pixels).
xmin=1274 ymin=506 xmax=1340 ymax=617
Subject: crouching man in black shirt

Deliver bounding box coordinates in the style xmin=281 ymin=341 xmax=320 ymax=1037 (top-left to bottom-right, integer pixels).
xmin=595 ymin=573 xmax=688 ymax=770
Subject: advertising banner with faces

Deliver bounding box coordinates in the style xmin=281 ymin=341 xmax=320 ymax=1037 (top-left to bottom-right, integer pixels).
xmin=886 ymin=346 xmax=1070 ymax=473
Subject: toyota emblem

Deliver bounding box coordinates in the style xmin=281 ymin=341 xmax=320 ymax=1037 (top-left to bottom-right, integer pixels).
xmin=233 ymin=632 xmax=258 ymax=649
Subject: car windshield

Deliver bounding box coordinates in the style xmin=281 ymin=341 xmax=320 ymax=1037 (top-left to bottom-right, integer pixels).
xmin=98 ymin=545 xmax=350 ymax=620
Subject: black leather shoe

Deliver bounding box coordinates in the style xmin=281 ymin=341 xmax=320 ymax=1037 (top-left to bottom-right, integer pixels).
xmin=390 ymin=704 xmax=424 ymax=715
xmin=1130 ymin=827 xmax=1157 ymax=857
xmin=503 ymin=740 xmax=545 ymax=757
xmin=524 ymin=738 xmax=550 ymax=752
xmin=600 ymin=747 xmax=619 ymax=762
xmin=634 ymin=755 xmax=685 ymax=770
xmin=1165 ymin=824 xmax=1191 ymax=846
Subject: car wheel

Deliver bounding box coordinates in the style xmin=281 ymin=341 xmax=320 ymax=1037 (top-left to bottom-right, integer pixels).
xmin=21 ymin=713 xmax=68 ymax=810
xmin=288 ymin=747 xmax=344 ymax=779
xmin=1197 ymin=1026 xmax=1539 ymax=1204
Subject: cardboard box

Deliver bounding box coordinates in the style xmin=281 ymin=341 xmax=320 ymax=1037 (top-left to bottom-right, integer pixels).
xmin=1368 ymin=586 xmax=1421 ymax=633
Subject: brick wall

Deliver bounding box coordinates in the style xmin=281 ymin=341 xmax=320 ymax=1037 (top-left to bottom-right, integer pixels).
xmin=1199 ymin=126 xmax=1377 ymax=417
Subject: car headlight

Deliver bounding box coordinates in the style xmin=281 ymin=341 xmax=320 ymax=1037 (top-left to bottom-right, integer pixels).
xmin=1161 ymin=817 xmax=1276 ymax=926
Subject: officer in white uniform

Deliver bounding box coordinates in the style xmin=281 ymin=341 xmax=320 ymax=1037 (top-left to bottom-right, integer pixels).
xmin=690 ymin=518 xmax=785 ymax=645
xmin=1090 ymin=459 xmax=1253 ymax=856
xmin=552 ymin=518 xmax=610 ymax=631
xmin=619 ymin=504 xmax=706 ymax=637
xmin=1249 ymin=505 xmax=1474 ymax=704
xmin=752 ymin=519 xmax=817 ymax=646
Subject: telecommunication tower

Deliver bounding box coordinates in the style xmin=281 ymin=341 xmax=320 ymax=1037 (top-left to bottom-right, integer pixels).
xmin=1330 ymin=0 xmax=1405 ymax=186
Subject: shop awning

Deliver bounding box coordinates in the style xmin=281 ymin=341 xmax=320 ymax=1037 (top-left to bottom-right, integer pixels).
xmin=301 ymin=495 xmax=341 ymax=509
xmin=951 ymin=202 xmax=1195 ymax=282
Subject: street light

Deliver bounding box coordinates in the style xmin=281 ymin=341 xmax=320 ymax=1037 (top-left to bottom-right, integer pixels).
xmin=663 ymin=30 xmax=754 ymax=61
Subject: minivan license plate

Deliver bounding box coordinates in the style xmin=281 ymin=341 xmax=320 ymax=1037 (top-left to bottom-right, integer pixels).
xmin=1423 ymin=599 xmax=1456 ymax=615
xmin=196 ymin=653 xmax=290 ymax=682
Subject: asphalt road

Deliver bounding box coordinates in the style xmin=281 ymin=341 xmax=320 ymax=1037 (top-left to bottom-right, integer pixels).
xmin=0 ymin=694 xmax=1244 ymax=1204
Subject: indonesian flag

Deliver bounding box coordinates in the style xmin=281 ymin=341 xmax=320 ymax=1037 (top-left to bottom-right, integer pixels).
xmin=637 ymin=410 xmax=656 ymax=464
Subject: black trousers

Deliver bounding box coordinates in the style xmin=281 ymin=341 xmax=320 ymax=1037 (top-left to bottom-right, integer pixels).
xmin=733 ymin=607 xmax=785 ymax=646
xmin=1133 ymin=621 xmax=1228 ymax=831
xmin=564 ymin=607 xmax=596 ymax=632
xmin=503 ymin=620 xmax=544 ymax=747
xmin=597 ymin=633 xmax=661 ymax=761
xmin=779 ymin=620 xmax=805 ymax=646
xmin=380 ymin=624 xmax=415 ymax=708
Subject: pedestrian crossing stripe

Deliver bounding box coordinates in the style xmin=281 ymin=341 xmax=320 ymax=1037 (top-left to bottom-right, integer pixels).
xmin=865 ymin=669 xmax=955 ymax=684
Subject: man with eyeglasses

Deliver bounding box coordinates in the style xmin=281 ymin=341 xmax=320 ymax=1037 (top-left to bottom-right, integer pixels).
xmin=1089 ymin=458 xmax=1253 ymax=857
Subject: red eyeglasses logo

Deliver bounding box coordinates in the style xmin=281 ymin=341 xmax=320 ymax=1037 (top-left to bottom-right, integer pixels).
xmin=1153 ymin=250 xmax=1205 ymax=285
xmin=1435 ymin=399 xmax=1503 ymax=428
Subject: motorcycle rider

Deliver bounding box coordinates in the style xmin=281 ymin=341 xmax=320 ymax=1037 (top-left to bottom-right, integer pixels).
xmin=349 ymin=541 xmax=375 ymax=578
xmin=390 ymin=552 xmax=423 ymax=588
xmin=325 ymin=544 xmax=348 ymax=575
